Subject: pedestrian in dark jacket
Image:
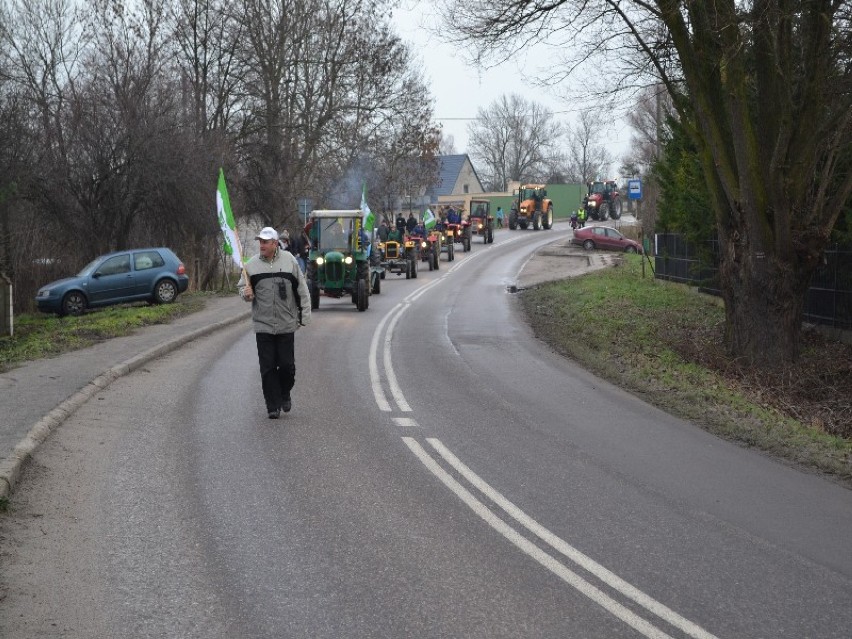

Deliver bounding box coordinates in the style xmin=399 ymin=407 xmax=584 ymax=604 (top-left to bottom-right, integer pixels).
xmin=377 ymin=220 xmax=390 ymax=242
xmin=238 ymin=227 xmax=311 ymax=419
xmin=406 ymin=213 xmax=417 ymax=234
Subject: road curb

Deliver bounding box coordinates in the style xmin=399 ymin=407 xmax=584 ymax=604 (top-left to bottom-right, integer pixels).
xmin=0 ymin=310 xmax=251 ymax=502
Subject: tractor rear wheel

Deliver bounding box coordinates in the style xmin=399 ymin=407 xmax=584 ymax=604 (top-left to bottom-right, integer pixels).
xmin=544 ymin=207 xmax=554 ymax=229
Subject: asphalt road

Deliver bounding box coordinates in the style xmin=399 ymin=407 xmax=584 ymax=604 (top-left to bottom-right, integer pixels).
xmin=2 ymin=225 xmax=851 ymax=638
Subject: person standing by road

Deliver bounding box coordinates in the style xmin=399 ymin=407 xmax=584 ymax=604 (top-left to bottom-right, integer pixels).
xmin=377 ymin=219 xmax=390 ymax=242
xmin=290 ymin=227 xmax=311 ymax=273
xmin=239 ymin=227 xmax=311 ymax=419
xmin=496 ymin=206 xmax=504 ymax=228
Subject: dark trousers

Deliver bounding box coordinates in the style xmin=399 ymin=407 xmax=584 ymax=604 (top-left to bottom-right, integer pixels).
xmin=255 ymin=332 xmax=295 ymax=411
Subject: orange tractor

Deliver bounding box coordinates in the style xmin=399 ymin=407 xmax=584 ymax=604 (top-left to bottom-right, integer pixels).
xmin=508 ymin=184 xmax=554 ymax=230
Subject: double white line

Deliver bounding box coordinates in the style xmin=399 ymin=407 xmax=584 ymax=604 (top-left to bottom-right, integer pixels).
xmin=367 ymin=247 xmax=719 ymax=639
xmin=404 ymin=435 xmax=719 ymax=639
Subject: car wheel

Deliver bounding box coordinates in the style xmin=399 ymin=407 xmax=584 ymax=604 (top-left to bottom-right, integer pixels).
xmin=625 ymin=246 xmax=637 ymax=254
xmin=583 ymin=240 xmax=595 ymax=251
xmin=60 ymin=291 xmax=86 ymax=317
xmin=154 ymin=279 xmax=178 ymax=304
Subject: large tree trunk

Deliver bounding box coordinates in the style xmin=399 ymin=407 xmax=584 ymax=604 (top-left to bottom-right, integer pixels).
xmin=718 ymin=224 xmax=816 ymax=366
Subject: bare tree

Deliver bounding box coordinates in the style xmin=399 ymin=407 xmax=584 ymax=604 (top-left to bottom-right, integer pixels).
xmin=564 ymin=110 xmax=614 ymax=183
xmin=438 ymin=131 xmax=457 ymax=156
xmin=621 ymin=84 xmax=676 ymax=231
xmin=234 ymin=0 xmax=435 ymax=230
xmin=0 ymin=0 xmax=440 ymax=309
xmin=467 ymin=93 xmax=564 ymax=191
xmin=442 ymin=0 xmax=852 ymax=366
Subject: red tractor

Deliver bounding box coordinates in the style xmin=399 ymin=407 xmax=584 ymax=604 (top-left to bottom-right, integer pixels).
xmin=583 ymin=180 xmax=622 ymax=221
xmin=468 ymin=198 xmax=494 ymax=244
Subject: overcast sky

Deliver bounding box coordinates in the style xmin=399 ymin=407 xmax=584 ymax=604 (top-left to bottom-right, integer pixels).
xmin=390 ymin=1 xmax=573 ymax=154
xmin=390 ymin=2 xmax=634 ymax=176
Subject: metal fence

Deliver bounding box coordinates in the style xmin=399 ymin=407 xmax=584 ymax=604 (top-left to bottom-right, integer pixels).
xmin=654 ymin=234 xmax=852 ymax=330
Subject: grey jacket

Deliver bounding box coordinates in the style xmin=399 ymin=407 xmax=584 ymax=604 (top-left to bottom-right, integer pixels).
xmin=238 ymin=248 xmax=311 ymax=334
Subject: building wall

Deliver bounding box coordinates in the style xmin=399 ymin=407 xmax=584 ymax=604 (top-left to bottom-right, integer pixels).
xmin=438 ymin=184 xmax=584 ymax=220
xmin=451 ymin=159 xmax=485 ymax=195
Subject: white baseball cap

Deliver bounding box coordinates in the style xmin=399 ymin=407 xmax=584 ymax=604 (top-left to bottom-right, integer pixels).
xmin=255 ymin=227 xmax=279 ymax=241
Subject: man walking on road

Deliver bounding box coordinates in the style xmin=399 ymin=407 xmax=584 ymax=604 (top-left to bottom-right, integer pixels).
xmin=239 ymin=227 xmax=311 ymax=419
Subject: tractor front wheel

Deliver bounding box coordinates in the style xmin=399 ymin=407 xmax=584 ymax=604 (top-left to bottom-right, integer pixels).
xmin=309 ymin=279 xmax=320 ymax=309
xmin=532 ymin=212 xmax=541 ymax=230
xmin=508 ymin=211 xmax=518 ymax=230
xmin=611 ymin=199 xmax=622 ymax=220
xmin=356 ymin=278 xmax=368 ymax=311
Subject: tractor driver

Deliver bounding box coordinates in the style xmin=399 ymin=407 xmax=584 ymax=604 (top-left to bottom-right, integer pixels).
xmin=446 ymin=206 xmax=461 ymax=225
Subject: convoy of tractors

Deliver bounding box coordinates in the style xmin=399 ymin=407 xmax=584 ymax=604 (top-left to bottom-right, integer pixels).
xmin=304 ymin=181 xmax=626 ymax=311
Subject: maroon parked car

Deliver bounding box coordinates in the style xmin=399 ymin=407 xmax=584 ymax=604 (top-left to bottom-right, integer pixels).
xmin=571 ymin=226 xmax=643 ymax=253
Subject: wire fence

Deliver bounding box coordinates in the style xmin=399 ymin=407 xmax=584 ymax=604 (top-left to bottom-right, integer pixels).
xmin=653 ymin=234 xmax=852 ymax=330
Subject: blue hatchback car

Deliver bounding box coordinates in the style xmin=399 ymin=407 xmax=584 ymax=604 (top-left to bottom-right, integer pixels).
xmin=36 ymin=247 xmax=190 ymax=316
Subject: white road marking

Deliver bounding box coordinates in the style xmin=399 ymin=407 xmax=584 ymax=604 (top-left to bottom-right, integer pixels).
xmin=392 ymin=417 xmax=419 ymax=428
xmin=382 ymin=305 xmax=412 ymax=412
xmin=368 ymin=303 xmax=401 ymax=412
xmin=401 ymin=437 xmax=677 ymax=639
xmin=427 ymin=439 xmax=720 ymax=639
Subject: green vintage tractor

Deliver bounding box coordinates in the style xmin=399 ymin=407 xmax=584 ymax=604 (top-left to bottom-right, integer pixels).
xmin=306 ymin=210 xmax=376 ymax=312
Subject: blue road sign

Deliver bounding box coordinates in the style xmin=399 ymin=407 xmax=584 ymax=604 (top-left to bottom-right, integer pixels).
xmin=627 ymin=179 xmax=642 ymax=200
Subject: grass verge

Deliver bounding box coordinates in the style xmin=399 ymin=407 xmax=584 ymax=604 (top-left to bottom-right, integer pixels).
xmin=519 ymin=255 xmax=852 ymax=487
xmin=0 ymin=292 xmax=212 ymax=373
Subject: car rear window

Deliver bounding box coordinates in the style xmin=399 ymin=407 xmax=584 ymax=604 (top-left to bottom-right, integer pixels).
xmin=134 ymin=251 xmax=165 ymax=271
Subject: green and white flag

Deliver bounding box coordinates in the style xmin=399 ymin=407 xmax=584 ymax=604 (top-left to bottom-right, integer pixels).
xmin=423 ymin=207 xmax=436 ymax=229
xmin=361 ymin=182 xmax=375 ymax=232
xmin=216 ymin=168 xmax=243 ymax=268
